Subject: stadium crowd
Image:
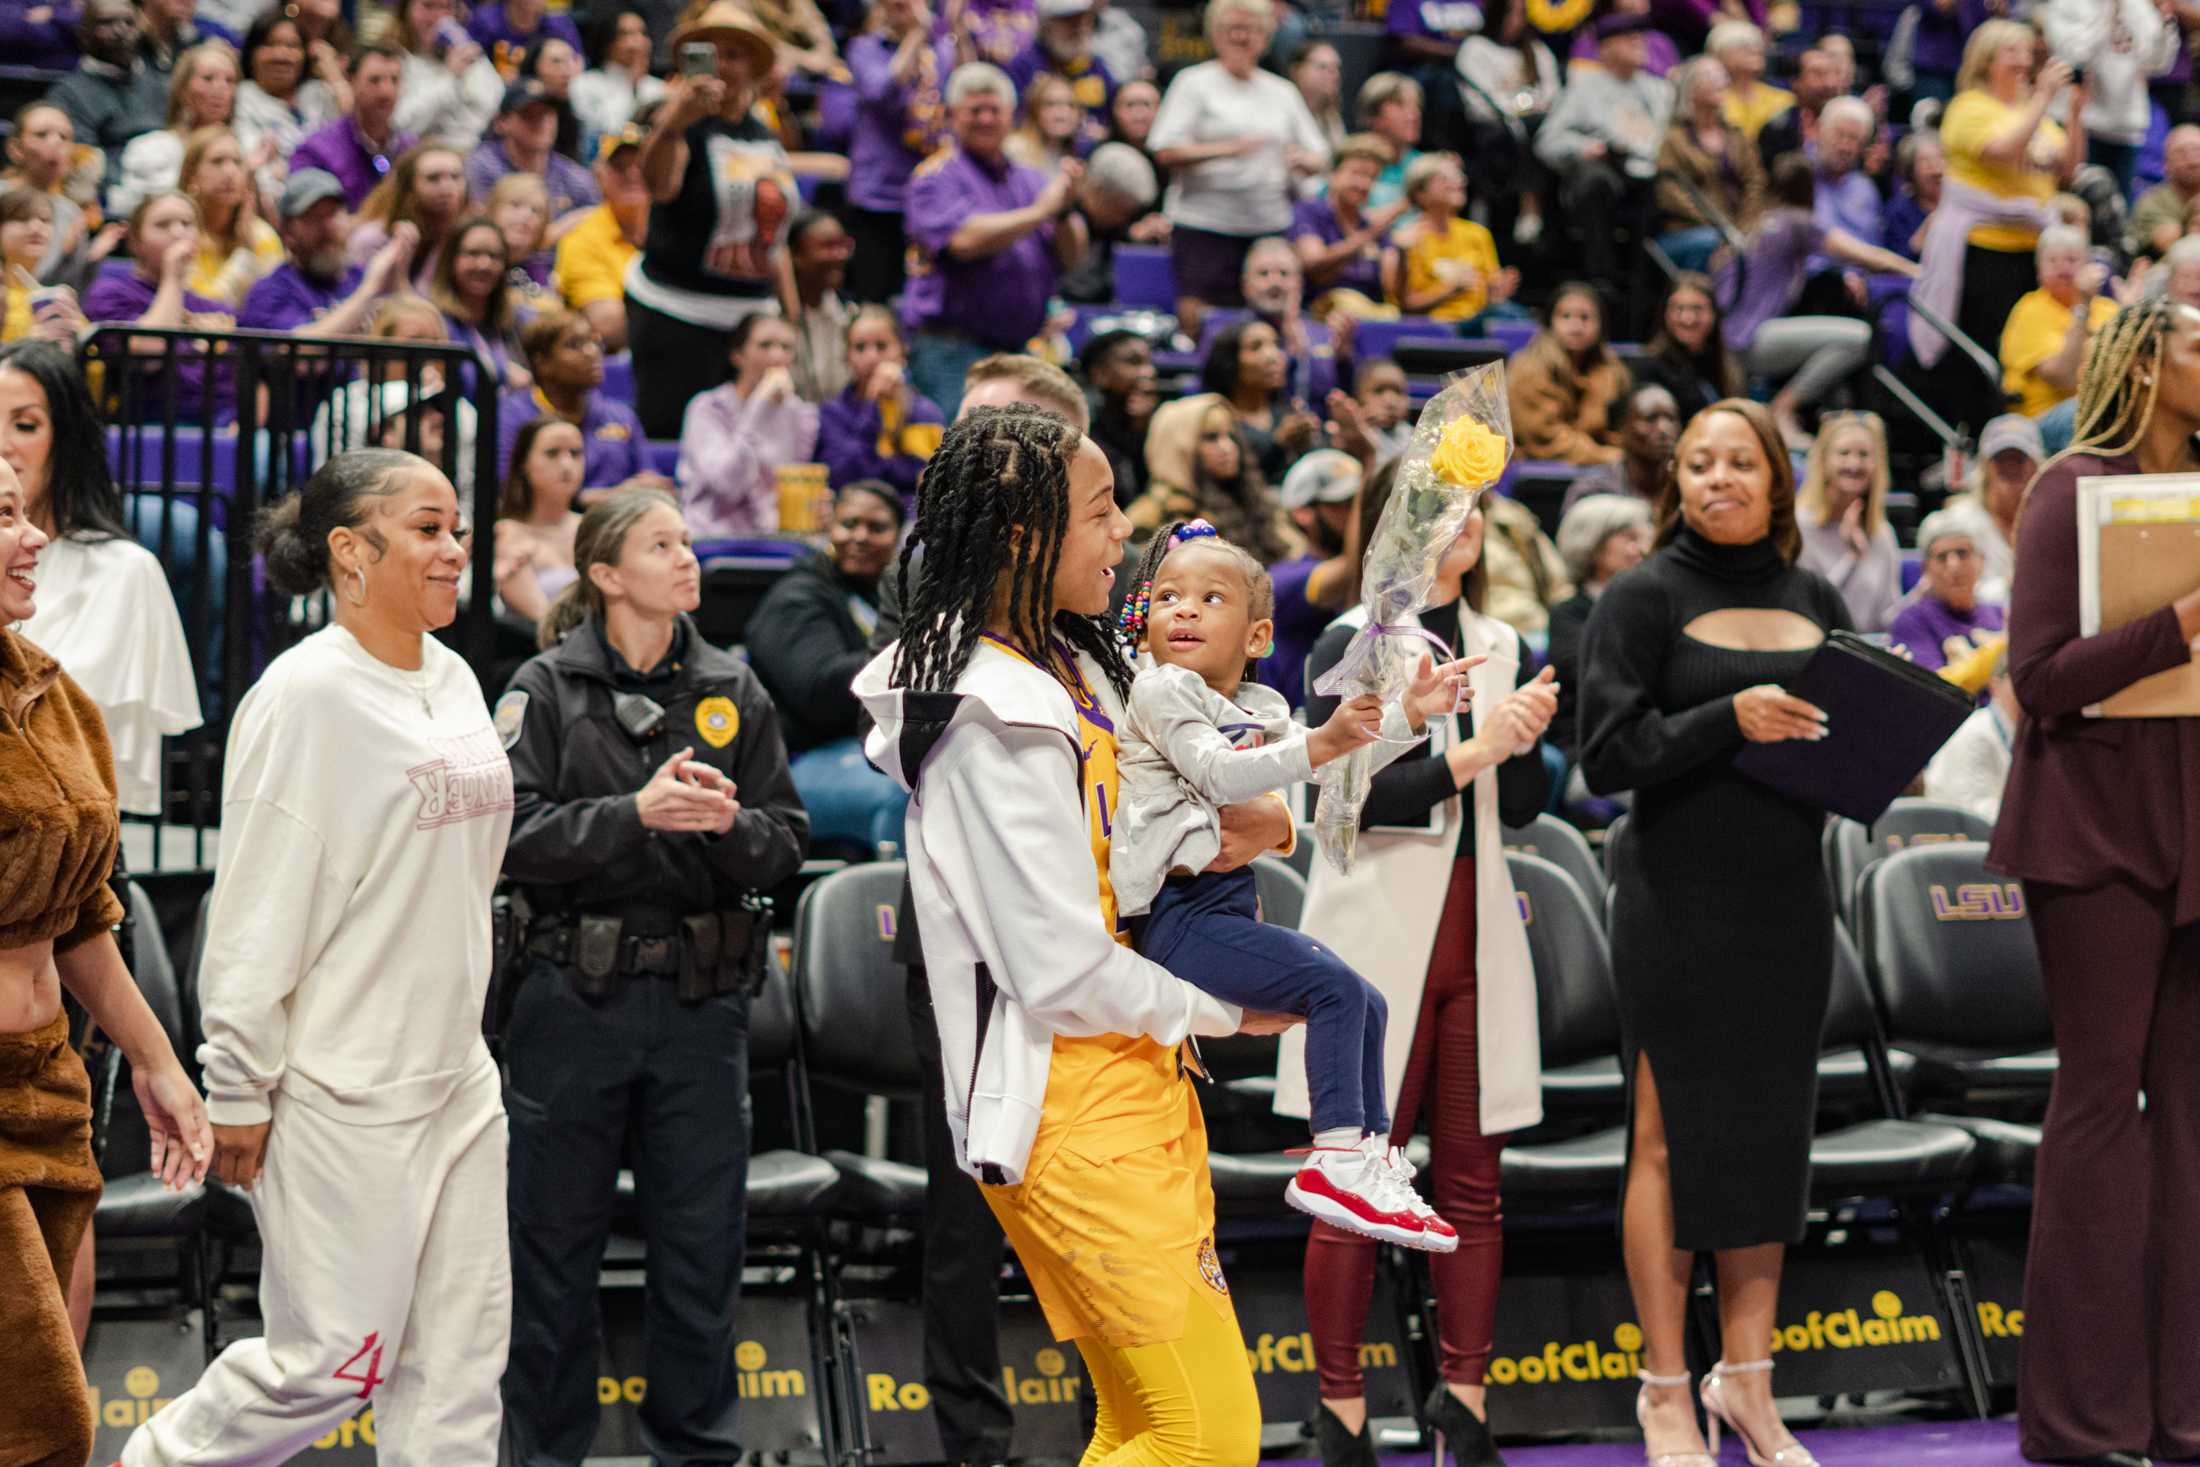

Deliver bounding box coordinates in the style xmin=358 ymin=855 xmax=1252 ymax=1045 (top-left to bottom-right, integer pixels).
xmin=4 ymin=0 xmax=2200 ymax=1464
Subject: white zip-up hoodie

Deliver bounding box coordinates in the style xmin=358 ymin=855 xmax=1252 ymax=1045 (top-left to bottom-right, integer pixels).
xmin=854 ymin=639 xmax=1242 ymax=1184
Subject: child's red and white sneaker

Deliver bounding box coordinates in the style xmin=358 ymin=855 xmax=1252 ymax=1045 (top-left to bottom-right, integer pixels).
xmin=1285 ymin=1138 xmax=1457 ymax=1251
xmin=1377 ymin=1143 xmax=1459 ymax=1252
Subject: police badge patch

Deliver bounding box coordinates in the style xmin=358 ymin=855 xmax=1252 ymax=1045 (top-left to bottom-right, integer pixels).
xmin=1197 ymin=1238 xmax=1228 ymax=1295
xmin=494 ymin=690 xmax=528 ymax=750
xmin=696 ymin=695 xmax=740 ymax=748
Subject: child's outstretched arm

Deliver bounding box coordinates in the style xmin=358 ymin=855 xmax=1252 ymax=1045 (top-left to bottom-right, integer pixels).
xmin=1130 ymin=665 xmax=1323 ymax=806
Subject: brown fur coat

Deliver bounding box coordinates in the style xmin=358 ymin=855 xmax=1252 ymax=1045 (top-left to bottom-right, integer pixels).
xmin=0 ymin=627 xmax=124 ymax=951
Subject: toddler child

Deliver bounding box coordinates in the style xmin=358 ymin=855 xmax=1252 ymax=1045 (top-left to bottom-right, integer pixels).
xmin=1112 ymin=519 xmax=1477 ymax=1250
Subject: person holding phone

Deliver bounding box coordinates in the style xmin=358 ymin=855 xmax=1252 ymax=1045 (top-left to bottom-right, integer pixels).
xmin=497 ymin=487 xmax=808 ymax=1464
xmin=0 ymin=192 xmax=88 ymax=344
xmin=626 ymin=3 xmax=795 ymax=438
xmin=392 ymin=0 xmax=507 ymax=148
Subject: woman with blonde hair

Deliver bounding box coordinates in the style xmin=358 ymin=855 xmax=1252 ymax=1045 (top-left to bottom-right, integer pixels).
xmin=112 ymin=40 xmax=243 ymax=216
xmin=1004 ymin=71 xmax=1084 ymax=180
xmin=1148 ymin=0 xmax=1330 ymax=336
xmin=487 ymin=170 xmax=560 ymax=311
xmin=78 ymin=191 xmax=237 ymax=423
xmin=179 ymin=126 xmax=284 ymax=306
xmin=1352 ymin=71 xmax=1422 ymax=212
xmin=1912 ymin=20 xmax=2084 ymax=376
xmin=350 ymin=141 xmax=471 ymax=288
xmin=1654 ymin=57 xmax=1764 ymax=274
xmin=1794 ymin=410 xmax=1902 ymax=632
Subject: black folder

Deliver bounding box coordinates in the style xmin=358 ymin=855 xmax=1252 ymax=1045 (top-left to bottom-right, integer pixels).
xmin=1733 ymin=631 xmax=1976 ymax=824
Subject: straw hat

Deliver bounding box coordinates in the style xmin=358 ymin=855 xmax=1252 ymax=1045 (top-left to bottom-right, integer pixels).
xmin=669 ymin=3 xmax=780 ymax=76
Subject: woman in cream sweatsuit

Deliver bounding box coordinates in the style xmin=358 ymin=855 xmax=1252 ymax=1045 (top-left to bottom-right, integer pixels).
xmin=856 ymin=405 xmax=1294 ymax=1467
xmin=123 ymin=449 xmax=516 ymax=1466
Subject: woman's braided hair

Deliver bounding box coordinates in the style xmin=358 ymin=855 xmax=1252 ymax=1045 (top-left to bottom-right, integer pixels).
xmin=891 ymin=405 xmax=1135 ymax=700
xmin=2062 ymin=296 xmax=2174 ymax=462
xmin=2026 ymin=297 xmax=2179 ymax=515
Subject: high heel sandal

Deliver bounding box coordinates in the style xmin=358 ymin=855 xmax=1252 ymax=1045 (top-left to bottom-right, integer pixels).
xmin=1633 ymin=1370 xmax=1716 ymax=1467
xmin=1699 ymin=1359 xmax=1820 ymax=1467
xmin=1422 ymin=1382 xmax=1506 ymax=1467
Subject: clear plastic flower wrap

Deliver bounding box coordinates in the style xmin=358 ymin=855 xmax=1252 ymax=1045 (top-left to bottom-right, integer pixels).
xmin=1309 ymin=361 xmax=1514 ymax=872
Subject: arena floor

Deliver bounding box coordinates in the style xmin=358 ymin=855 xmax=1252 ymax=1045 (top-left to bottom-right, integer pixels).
xmin=582 ymin=1419 xmax=2028 ymax=1467
xmin=1436 ymin=1418 xmax=2023 ymax=1464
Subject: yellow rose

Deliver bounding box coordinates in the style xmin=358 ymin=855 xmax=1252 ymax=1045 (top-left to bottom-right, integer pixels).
xmin=1430 ymin=416 xmax=1509 ymax=488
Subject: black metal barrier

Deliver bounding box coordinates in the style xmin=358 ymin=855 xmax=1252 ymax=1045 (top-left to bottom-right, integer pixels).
xmin=78 ymin=323 xmax=501 ymax=868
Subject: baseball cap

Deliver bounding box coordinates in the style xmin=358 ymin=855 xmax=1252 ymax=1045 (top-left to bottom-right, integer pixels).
xmin=1279 ymin=449 xmax=1362 ymax=510
xmin=277 ymin=168 xmax=347 ymax=220
xmin=595 ymin=119 xmax=650 ymax=162
xmin=1977 ymin=414 xmax=2044 ymax=463
xmin=498 ymin=77 xmax=555 ymax=116
xmin=1037 ymin=0 xmax=1097 ymax=16
xmin=1594 ymin=10 xmax=1654 ymax=38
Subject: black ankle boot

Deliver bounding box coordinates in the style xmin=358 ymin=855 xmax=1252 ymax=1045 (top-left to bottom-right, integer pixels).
xmin=1313 ymin=1405 xmax=1379 ymax=1467
xmin=1422 ymin=1383 xmax=1506 ymax=1467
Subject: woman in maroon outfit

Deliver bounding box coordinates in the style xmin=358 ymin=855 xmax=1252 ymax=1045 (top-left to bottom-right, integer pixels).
xmin=1288 ymin=463 xmax=1559 ymax=1467
xmin=1990 ymin=296 xmax=2200 ymax=1467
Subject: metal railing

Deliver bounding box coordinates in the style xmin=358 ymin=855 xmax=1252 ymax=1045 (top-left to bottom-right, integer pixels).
xmin=78 ymin=323 xmax=502 ymax=870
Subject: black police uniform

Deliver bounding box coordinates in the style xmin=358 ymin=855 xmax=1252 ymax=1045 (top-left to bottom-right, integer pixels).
xmin=497 ymin=615 xmax=808 ymax=1467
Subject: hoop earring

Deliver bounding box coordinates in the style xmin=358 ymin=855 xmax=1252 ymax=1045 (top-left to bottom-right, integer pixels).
xmin=345 ymin=565 xmax=367 ymax=606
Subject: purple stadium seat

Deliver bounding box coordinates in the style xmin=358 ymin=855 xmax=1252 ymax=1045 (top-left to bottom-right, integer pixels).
xmin=1352 ymin=316 xmax=1445 ymax=362
xmin=109 ymin=425 xmax=236 ymax=491
xmin=1881 ymin=297 xmax=1910 ymax=368
xmin=601 ymin=353 xmax=636 ymax=405
xmin=1486 ymin=318 xmax=1537 ymax=354
xmin=648 ymin=439 xmax=680 ymax=477
xmin=2139 ymin=101 xmax=2170 ymax=192
xmin=1112 ymin=247 xmax=1176 ymax=310
xmin=1900 ymin=551 xmax=1922 ymax=594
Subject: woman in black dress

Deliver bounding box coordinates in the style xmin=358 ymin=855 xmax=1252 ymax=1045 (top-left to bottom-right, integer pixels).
xmin=1578 ymin=398 xmax=1849 ymax=1467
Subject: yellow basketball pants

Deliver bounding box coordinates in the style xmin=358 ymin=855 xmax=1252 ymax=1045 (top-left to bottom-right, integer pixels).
xmin=983 ymin=1133 xmax=1261 ymax=1467
xmin=1072 ymin=1286 xmax=1262 ymax=1467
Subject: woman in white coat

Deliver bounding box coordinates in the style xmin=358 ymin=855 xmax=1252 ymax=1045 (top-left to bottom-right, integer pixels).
xmin=1285 ymin=460 xmax=1559 ymax=1467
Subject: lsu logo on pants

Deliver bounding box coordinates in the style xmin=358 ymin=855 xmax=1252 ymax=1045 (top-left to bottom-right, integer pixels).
xmin=1928 ymin=882 xmax=2025 ymax=921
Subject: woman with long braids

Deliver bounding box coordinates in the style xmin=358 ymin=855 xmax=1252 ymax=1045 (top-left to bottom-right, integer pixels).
xmin=855 ymin=405 xmax=1291 ymax=1467
xmin=1989 ymin=297 xmax=2200 ymax=1467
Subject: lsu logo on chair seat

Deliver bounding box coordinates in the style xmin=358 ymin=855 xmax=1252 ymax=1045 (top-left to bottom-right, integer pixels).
xmin=1928 ymin=882 xmax=2026 ymax=920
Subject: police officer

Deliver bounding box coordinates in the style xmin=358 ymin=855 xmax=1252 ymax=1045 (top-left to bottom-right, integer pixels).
xmin=496 ymin=487 xmax=808 ymax=1467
